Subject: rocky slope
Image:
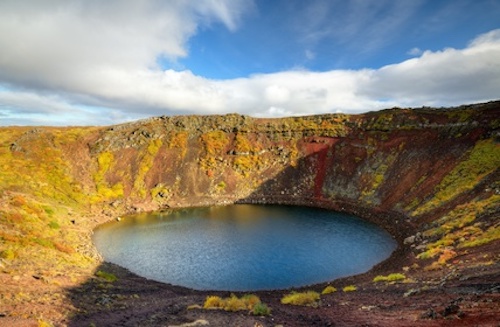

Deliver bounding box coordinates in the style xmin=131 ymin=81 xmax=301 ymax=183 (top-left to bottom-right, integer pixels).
xmin=0 ymin=101 xmax=499 ymax=326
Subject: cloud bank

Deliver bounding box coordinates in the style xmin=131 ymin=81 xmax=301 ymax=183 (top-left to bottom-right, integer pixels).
xmin=0 ymin=1 xmax=499 ymax=125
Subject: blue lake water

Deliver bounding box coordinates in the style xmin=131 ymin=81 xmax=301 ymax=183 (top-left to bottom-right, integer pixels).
xmin=93 ymin=205 xmax=396 ymax=291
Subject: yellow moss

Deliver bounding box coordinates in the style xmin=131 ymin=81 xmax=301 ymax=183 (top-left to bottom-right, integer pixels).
xmin=418 ymin=194 xmax=499 ymax=265
xmin=361 ymin=154 xmax=394 ymax=200
xmin=233 ymin=155 xmax=263 ymax=177
xmin=201 ymin=130 xmax=229 ymax=155
xmin=133 ymin=139 xmax=163 ymax=197
xmin=224 ymin=295 xmax=248 ymax=312
xmin=321 ymin=285 xmax=337 ymax=294
xmin=203 ymin=295 xmax=224 ymax=309
xmin=168 ymin=131 xmax=188 ymax=157
xmin=147 ymin=139 xmax=163 ymax=156
xmin=373 ymin=273 xmax=406 ymax=283
xmin=343 ymin=285 xmax=357 ymax=292
xmin=37 ymin=318 xmax=54 ymax=327
xmin=414 ymin=139 xmax=500 ymax=215
xmin=97 ymin=151 xmax=114 ymax=173
xmin=281 ymin=291 xmax=320 ymax=306
xmin=459 ymin=224 xmax=500 ymax=248
xmin=199 ymin=130 xmax=229 ymax=174
xmin=202 ymin=294 xmax=265 ymax=313
xmin=91 ymin=151 xmax=125 ymax=202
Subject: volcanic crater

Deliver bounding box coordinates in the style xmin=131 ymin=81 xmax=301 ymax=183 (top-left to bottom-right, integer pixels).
xmin=0 ymin=101 xmax=499 ymax=326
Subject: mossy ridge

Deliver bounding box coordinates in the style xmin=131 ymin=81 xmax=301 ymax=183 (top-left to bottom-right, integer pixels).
xmin=413 ymin=139 xmax=500 ymax=216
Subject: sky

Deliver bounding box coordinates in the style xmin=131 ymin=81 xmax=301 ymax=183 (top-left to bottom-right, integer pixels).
xmin=0 ymin=0 xmax=499 ymax=126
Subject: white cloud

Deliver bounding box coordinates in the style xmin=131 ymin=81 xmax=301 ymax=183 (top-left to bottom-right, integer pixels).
xmin=0 ymin=0 xmax=250 ymax=89
xmin=407 ymin=47 xmax=423 ymax=56
xmin=360 ymin=31 xmax=500 ymax=106
xmin=0 ymin=0 xmax=499 ymax=126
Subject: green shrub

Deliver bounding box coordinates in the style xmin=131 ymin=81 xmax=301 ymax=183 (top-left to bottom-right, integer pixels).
xmin=241 ymin=294 xmax=261 ymax=309
xmin=281 ymin=291 xmax=320 ymax=306
xmin=95 ymin=270 xmax=117 ymax=282
xmin=252 ymin=302 xmax=271 ymax=316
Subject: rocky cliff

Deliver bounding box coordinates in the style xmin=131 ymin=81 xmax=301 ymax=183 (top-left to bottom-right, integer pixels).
xmin=0 ymin=101 xmax=499 ymax=326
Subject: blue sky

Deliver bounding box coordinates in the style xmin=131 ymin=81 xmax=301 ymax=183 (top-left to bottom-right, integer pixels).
xmin=0 ymin=0 xmax=499 ymax=126
xmin=178 ymin=0 xmax=500 ymax=78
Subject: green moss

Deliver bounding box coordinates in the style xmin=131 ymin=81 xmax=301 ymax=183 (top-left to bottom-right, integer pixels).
xmin=47 ymin=221 xmax=60 ymax=229
xmin=252 ymin=302 xmax=271 ymax=316
xmin=216 ymin=181 xmax=226 ymax=191
xmin=95 ymin=270 xmax=117 ymax=282
xmin=32 ymin=237 xmax=54 ymax=249
xmin=43 ymin=206 xmax=55 ymax=216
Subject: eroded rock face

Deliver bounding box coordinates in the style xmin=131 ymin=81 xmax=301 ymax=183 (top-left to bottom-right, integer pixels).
xmin=6 ymin=102 xmax=498 ymax=235
xmin=80 ymin=102 xmax=498 ymax=232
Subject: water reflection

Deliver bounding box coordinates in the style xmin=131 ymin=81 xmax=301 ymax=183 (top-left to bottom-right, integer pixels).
xmin=93 ymin=205 xmax=396 ymax=291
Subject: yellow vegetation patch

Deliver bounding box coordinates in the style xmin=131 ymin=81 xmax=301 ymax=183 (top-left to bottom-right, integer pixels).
xmin=343 ymin=285 xmax=357 ymax=292
xmin=373 ymin=273 xmax=406 ymax=283
xmin=321 ymin=285 xmax=337 ymax=294
xmin=414 ymin=139 xmax=500 ymax=215
xmin=418 ymin=194 xmax=500 ymax=266
xmin=202 ymin=294 xmax=270 ymax=315
xmin=281 ymin=291 xmax=320 ymax=306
